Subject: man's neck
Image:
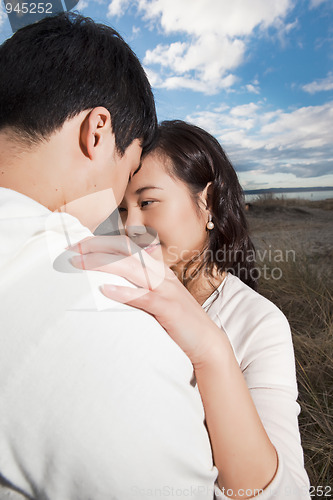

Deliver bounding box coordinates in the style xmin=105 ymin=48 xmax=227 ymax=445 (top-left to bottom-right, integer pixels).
xmin=0 ymin=112 xmax=122 ymax=233
xmin=0 ymin=131 xmax=62 ymax=211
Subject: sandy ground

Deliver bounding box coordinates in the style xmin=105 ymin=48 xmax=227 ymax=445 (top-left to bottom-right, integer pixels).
xmin=246 ymin=204 xmax=333 ymax=281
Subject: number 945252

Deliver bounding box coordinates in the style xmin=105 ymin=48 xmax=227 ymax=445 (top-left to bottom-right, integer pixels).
xmin=5 ymin=2 xmax=53 ymax=14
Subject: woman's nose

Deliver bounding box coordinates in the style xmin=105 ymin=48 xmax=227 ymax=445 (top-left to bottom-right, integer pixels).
xmin=125 ymin=224 xmax=147 ymax=238
xmin=124 ymin=209 xmax=147 ymax=238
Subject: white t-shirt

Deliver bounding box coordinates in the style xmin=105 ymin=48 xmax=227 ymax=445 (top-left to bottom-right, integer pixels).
xmin=0 ymin=188 xmax=217 ymax=499
xmin=202 ymin=274 xmax=310 ymax=499
xmin=0 ymin=188 xmax=310 ymax=499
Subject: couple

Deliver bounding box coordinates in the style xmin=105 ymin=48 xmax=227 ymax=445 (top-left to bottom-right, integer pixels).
xmin=0 ymin=12 xmax=310 ymax=500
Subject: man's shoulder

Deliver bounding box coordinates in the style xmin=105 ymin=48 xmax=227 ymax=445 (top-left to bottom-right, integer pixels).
xmin=0 ymin=197 xmax=179 ymax=386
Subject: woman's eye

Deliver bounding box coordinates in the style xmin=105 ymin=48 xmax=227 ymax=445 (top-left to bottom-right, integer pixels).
xmin=140 ymin=200 xmax=155 ymax=208
xmin=118 ymin=207 xmax=127 ymax=213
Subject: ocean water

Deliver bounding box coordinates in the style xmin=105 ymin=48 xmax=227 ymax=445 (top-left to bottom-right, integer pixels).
xmin=244 ymin=190 xmax=333 ymax=203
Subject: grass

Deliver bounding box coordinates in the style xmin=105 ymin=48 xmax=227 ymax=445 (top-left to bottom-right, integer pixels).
xmin=255 ymin=227 xmax=333 ymax=488
xmin=248 ymin=193 xmax=333 ymax=211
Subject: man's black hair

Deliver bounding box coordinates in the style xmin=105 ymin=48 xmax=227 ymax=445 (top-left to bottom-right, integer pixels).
xmin=0 ymin=12 xmax=157 ymax=154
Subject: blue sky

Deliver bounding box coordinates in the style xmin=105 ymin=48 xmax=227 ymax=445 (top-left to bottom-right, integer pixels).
xmin=1 ymin=0 xmax=333 ymax=190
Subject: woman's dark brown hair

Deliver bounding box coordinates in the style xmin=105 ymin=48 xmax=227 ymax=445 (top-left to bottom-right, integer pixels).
xmin=150 ymin=120 xmax=258 ymax=290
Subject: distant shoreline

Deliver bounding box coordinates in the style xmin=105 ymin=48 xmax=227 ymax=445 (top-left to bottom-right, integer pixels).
xmin=243 ymin=186 xmax=333 ymax=195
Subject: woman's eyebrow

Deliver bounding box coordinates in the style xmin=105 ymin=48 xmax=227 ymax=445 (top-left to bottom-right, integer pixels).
xmin=135 ymin=186 xmax=163 ymax=195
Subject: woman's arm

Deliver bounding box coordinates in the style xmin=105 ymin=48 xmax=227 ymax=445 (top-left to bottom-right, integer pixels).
xmin=193 ymin=334 xmax=278 ymax=498
xmin=69 ymin=235 xmax=307 ymax=499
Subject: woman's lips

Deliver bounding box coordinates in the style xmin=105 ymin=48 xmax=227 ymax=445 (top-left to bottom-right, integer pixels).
xmin=143 ymin=243 xmax=161 ymax=254
xmin=128 ymin=229 xmax=158 ymax=251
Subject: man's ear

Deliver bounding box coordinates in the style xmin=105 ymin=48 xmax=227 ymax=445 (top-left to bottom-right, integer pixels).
xmin=80 ymin=107 xmax=114 ymax=160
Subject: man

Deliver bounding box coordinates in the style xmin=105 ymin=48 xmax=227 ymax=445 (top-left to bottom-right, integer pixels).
xmin=0 ymin=13 xmax=217 ymax=500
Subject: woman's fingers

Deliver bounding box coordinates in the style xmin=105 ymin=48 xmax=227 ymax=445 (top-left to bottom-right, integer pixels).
xmin=71 ymin=252 xmax=123 ymax=271
xmin=71 ymin=250 xmax=166 ymax=290
xmin=69 ymin=234 xmax=166 ymax=282
xmin=102 ymin=284 xmax=164 ymax=317
xmin=68 ymin=234 xmax=140 ymax=257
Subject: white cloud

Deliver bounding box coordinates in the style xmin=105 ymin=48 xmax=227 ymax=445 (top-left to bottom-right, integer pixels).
xmin=144 ymin=35 xmax=243 ymax=93
xmin=137 ymin=0 xmax=293 ymax=37
xmin=246 ymin=84 xmax=260 ymax=94
xmin=144 ymin=67 xmax=162 ymax=88
xmin=274 ymin=18 xmax=298 ymax=46
xmin=109 ymin=0 xmax=295 ymax=94
xmin=309 ymin=0 xmax=330 ymax=8
xmin=186 ymin=101 xmax=333 ymax=179
xmin=77 ymin=0 xmax=89 ymax=10
xmin=159 ymin=74 xmax=237 ymax=95
xmin=108 ymin=0 xmax=130 ymax=17
xmin=144 ymin=41 xmax=188 ymax=71
xmin=302 ymin=73 xmax=333 ymax=94
xmin=231 ymin=103 xmax=260 ymax=117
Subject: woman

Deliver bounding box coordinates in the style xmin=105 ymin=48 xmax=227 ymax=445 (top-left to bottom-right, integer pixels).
xmin=71 ymin=121 xmax=310 ymax=499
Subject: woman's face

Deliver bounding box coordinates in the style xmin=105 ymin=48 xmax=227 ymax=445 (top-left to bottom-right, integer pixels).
xmin=119 ymin=152 xmax=209 ymax=269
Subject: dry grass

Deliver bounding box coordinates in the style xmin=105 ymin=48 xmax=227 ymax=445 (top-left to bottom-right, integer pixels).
xmin=254 ymin=228 xmax=333 ymax=488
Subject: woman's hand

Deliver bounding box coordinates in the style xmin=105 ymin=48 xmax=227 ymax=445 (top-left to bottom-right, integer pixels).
xmin=69 ymin=234 xmax=224 ymax=367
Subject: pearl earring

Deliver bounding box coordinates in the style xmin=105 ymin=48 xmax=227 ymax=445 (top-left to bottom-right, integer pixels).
xmin=206 ymin=213 xmax=214 ymax=230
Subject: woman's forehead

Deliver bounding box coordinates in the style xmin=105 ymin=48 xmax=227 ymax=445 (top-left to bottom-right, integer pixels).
xmin=127 ymin=154 xmax=170 ymax=188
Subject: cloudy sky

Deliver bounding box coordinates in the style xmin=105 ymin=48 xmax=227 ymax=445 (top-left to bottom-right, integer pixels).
xmin=1 ymin=0 xmax=333 ymax=190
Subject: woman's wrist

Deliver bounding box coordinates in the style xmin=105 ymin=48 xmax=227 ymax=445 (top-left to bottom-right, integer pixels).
xmin=191 ymin=323 xmax=233 ymax=370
